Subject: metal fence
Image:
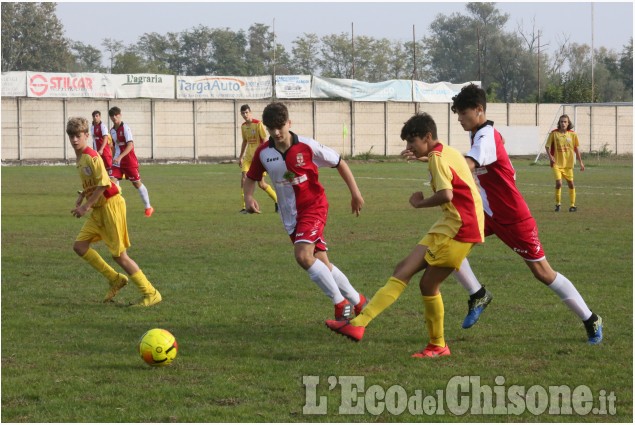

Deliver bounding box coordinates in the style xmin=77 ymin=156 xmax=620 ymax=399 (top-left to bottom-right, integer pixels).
xmin=1 ymin=98 xmax=632 ymax=162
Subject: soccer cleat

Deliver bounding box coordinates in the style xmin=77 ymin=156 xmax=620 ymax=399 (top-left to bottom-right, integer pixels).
xmin=325 ymin=319 xmax=365 ymax=342
xmin=554 ymin=204 xmax=561 ymax=212
xmin=144 ymin=207 xmax=154 ymax=217
xmin=411 ymin=343 xmax=451 ymax=358
xmin=462 ymin=289 xmax=493 ymax=329
xmin=334 ymin=299 xmax=353 ymax=320
xmin=104 ymin=273 xmax=128 ymax=302
xmin=274 ymin=203 xmax=279 ymax=213
xmin=569 ymin=206 xmax=577 ymax=212
xmin=239 ymin=208 xmax=248 ymax=214
xmin=130 ymin=289 xmax=162 ymax=307
xmin=354 ymin=294 xmax=368 ymax=316
xmin=584 ymin=315 xmax=603 ymax=345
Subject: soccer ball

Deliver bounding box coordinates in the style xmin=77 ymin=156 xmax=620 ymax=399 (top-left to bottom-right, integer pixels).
xmin=138 ymin=328 xmax=178 ymax=367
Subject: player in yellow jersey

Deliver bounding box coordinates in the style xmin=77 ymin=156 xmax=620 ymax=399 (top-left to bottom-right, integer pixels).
xmin=326 ymin=112 xmax=484 ymax=358
xmin=545 ymin=114 xmax=585 ymax=212
xmin=238 ymin=104 xmax=277 ymax=213
xmin=67 ymin=117 xmax=161 ymax=307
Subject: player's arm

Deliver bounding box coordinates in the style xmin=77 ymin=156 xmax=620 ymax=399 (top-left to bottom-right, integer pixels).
xmin=464 ymin=156 xmax=478 ymax=172
xmin=114 ymin=141 xmax=133 ymax=165
xmin=409 ymin=189 xmax=453 ymax=209
xmin=574 ymin=146 xmax=585 ymax=171
xmin=238 ymin=138 xmax=248 ymax=168
xmin=243 ymin=177 xmax=261 ymax=214
xmin=335 ymin=159 xmax=364 ymax=216
xmin=71 ymin=186 xmax=107 ymax=218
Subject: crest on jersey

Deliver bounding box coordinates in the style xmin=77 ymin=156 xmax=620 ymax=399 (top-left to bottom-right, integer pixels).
xmin=82 ymin=166 xmax=93 ymax=176
xmin=296 ymin=153 xmax=305 ymax=167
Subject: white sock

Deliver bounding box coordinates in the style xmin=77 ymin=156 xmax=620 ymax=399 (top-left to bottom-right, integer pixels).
xmin=307 ymin=259 xmax=345 ymax=304
xmin=137 ymin=184 xmax=151 ymax=208
xmin=330 ymin=264 xmax=361 ymax=305
xmin=549 ymin=272 xmax=592 ymax=320
xmin=453 ymin=258 xmax=483 ymax=295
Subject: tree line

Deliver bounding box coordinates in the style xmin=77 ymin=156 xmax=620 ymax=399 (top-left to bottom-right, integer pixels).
xmin=2 ymin=2 xmax=632 ymax=103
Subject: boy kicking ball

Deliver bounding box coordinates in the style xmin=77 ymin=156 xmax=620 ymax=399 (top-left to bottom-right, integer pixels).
xmin=326 ymin=112 xmax=484 ymax=358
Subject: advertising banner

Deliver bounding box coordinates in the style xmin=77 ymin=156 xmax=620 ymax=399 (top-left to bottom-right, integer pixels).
xmin=176 ymin=75 xmax=272 ymax=99
xmin=312 ymin=77 xmax=412 ymax=102
xmin=413 ymin=81 xmax=481 ymax=103
xmin=275 ymin=75 xmax=311 ymax=99
xmin=1 ymin=72 xmax=27 ymax=97
xmin=108 ymin=74 xmax=175 ymax=99
xmin=26 ymin=72 xmax=115 ymax=98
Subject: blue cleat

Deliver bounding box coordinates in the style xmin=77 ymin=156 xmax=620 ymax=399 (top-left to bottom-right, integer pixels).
xmin=462 ymin=289 xmax=493 ymax=329
xmin=584 ymin=315 xmax=603 ymax=345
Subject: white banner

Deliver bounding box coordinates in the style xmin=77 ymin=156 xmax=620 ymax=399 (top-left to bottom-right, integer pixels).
xmin=26 ymin=72 xmax=115 ymax=98
xmin=275 ymin=75 xmax=311 ymax=99
xmin=108 ymin=74 xmax=175 ymax=99
xmin=1 ymin=72 xmax=27 ymax=97
xmin=413 ymin=81 xmax=481 ymax=103
xmin=311 ymin=76 xmax=413 ymax=102
xmin=176 ymin=75 xmax=272 ymax=99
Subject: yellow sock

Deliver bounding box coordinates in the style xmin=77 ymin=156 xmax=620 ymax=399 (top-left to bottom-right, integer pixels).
xmin=130 ymin=270 xmax=156 ymax=295
xmin=422 ymin=294 xmax=445 ymax=348
xmin=264 ymin=185 xmax=278 ymax=203
xmin=555 ymin=188 xmax=561 ymax=205
xmin=351 ymin=277 xmax=407 ymax=327
xmin=569 ymin=188 xmax=576 ymax=207
xmin=82 ymin=248 xmax=118 ymax=281
xmin=241 ymin=188 xmax=246 ymax=209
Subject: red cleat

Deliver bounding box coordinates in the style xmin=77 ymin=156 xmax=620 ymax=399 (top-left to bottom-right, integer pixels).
xmin=325 ymin=319 xmax=365 ymax=342
xmin=334 ymin=299 xmax=353 ymax=320
xmin=144 ymin=207 xmax=154 ymax=217
xmin=354 ymin=294 xmax=368 ymax=316
xmin=411 ymin=343 xmax=451 ymax=358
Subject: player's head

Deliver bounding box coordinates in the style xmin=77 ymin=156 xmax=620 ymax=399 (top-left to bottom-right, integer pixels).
xmin=66 ymin=117 xmax=90 ymax=136
xmin=401 ymin=113 xmax=438 ymax=159
xmin=108 ymin=106 xmax=122 ymax=125
xmin=92 ymin=110 xmax=101 ymax=121
xmin=240 ymin=104 xmax=252 ymax=122
xmin=400 ymin=112 xmax=438 ymax=142
xmin=262 ymin=102 xmax=289 ymax=129
xmin=451 ymin=84 xmax=486 ymax=132
xmin=451 ymin=83 xmax=486 ymax=114
xmin=558 ymin=114 xmax=573 ymax=131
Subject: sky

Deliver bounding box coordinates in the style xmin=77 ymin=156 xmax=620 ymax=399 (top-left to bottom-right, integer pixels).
xmin=56 ymin=1 xmax=633 ymax=64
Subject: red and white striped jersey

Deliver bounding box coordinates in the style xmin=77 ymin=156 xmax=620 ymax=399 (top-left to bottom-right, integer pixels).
xmin=247 ymin=131 xmax=340 ymax=235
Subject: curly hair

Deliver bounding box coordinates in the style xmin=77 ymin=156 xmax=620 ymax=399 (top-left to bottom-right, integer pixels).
xmin=66 ymin=117 xmax=90 ymax=135
xmin=451 ymin=83 xmax=487 ymax=113
xmin=400 ymin=113 xmax=438 ymax=141
xmin=262 ymin=102 xmax=289 ymax=129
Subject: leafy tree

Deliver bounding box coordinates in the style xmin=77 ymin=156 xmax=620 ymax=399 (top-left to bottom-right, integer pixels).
xmin=70 ymin=41 xmax=105 ymax=73
xmin=102 ymin=38 xmax=124 ymax=73
xmin=319 ymin=33 xmax=353 ymax=78
xmin=291 ymin=33 xmax=321 ymax=75
xmin=1 ymin=2 xmax=73 ymax=72
xmin=209 ymin=28 xmax=248 ymax=75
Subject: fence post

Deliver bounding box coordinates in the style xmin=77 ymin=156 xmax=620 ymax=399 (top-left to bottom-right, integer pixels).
xmin=615 ymin=105 xmax=618 ymax=155
xmin=193 ymin=100 xmax=198 ymax=161
xmin=150 ymin=100 xmax=156 ymax=160
xmin=17 ymin=98 xmax=22 ymax=161
xmin=384 ymin=102 xmax=388 ymax=155
xmin=63 ymin=99 xmax=68 ymax=161
xmin=350 ymin=101 xmax=355 ymax=157
xmin=447 ymin=103 xmax=451 ymax=146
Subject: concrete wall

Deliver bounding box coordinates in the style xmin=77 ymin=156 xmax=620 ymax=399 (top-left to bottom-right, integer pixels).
xmin=1 ymin=98 xmax=632 ymax=161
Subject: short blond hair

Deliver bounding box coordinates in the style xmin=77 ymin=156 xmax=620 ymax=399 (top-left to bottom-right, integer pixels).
xmin=66 ymin=117 xmax=90 ymax=135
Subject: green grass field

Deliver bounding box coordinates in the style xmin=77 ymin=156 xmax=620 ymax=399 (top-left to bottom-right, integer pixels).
xmin=2 ymin=157 xmax=632 ymax=422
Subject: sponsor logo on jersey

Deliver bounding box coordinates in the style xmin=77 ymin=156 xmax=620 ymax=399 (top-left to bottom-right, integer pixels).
xmin=296 ymin=153 xmax=305 ymax=167
xmin=82 ymin=166 xmax=93 ymax=176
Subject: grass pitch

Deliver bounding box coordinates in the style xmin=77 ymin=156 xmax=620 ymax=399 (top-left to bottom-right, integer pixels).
xmin=2 ymin=158 xmax=632 ymax=422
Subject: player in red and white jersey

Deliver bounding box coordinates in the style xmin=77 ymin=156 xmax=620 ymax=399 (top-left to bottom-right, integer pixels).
xmin=108 ymin=106 xmax=154 ymax=217
xmin=90 ymin=110 xmax=113 ymax=176
xmin=449 ymin=84 xmax=602 ymax=344
xmin=244 ymin=102 xmax=367 ymax=321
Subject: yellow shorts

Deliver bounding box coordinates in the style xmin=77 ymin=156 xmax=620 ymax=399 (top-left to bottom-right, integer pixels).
xmin=76 ymin=194 xmax=130 ymax=257
xmin=419 ymin=233 xmax=474 ymax=270
xmin=552 ymin=166 xmax=574 ymax=182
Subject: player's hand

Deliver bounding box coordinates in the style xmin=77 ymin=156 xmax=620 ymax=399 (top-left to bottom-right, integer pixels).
xmin=409 ymin=191 xmax=425 ymax=208
xmin=245 ymin=198 xmax=261 ymax=214
xmin=71 ymin=204 xmax=90 ymax=218
xmin=580 ymin=163 xmax=585 ymax=172
xmin=238 ymin=158 xmax=243 ymax=168
xmin=351 ymin=193 xmax=364 ymax=217
xmin=113 ymin=157 xmax=120 ymax=166
xmin=401 ymin=149 xmax=427 ymax=162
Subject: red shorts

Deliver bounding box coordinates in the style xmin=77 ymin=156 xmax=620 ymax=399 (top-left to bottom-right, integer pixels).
xmin=289 ymin=212 xmax=328 ymax=252
xmin=485 ymin=215 xmax=545 ymax=261
xmin=110 ymin=165 xmax=141 ymax=182
xmin=100 ymin=145 xmax=113 ymax=171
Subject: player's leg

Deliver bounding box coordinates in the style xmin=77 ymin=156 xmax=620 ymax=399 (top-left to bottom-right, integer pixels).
xmin=553 ymin=167 xmax=563 ymax=211
xmin=239 ymin=171 xmax=248 ymax=213
xmin=258 ymin=172 xmax=278 ymax=210
xmin=326 ymin=244 xmax=427 ymax=341
xmin=453 ymin=258 xmax=494 ymax=329
xmin=112 ymin=251 xmax=161 ymax=307
xmin=129 ymin=169 xmax=153 ymax=217
xmin=525 ymin=259 xmax=601 ymax=344
xmin=315 ymin=250 xmax=366 ymax=315
xmin=564 ymin=169 xmax=576 ymax=211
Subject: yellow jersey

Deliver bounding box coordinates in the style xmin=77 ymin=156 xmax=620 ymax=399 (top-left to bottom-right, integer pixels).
xmin=546 ymin=130 xmax=579 ymax=169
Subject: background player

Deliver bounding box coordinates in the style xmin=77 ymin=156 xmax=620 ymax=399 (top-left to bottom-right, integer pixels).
xmin=449 ymin=84 xmax=602 ymax=344
xmin=90 ymin=110 xmax=113 ymax=178
xmin=243 ymin=102 xmax=367 ymax=321
xmin=108 ymin=106 xmax=154 ymax=217
xmin=238 ymin=104 xmax=278 ymax=213
xmin=67 ymin=116 xmax=162 ymax=307
xmin=545 ymin=114 xmax=585 ymax=212
xmin=326 ymin=112 xmax=484 ymax=358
